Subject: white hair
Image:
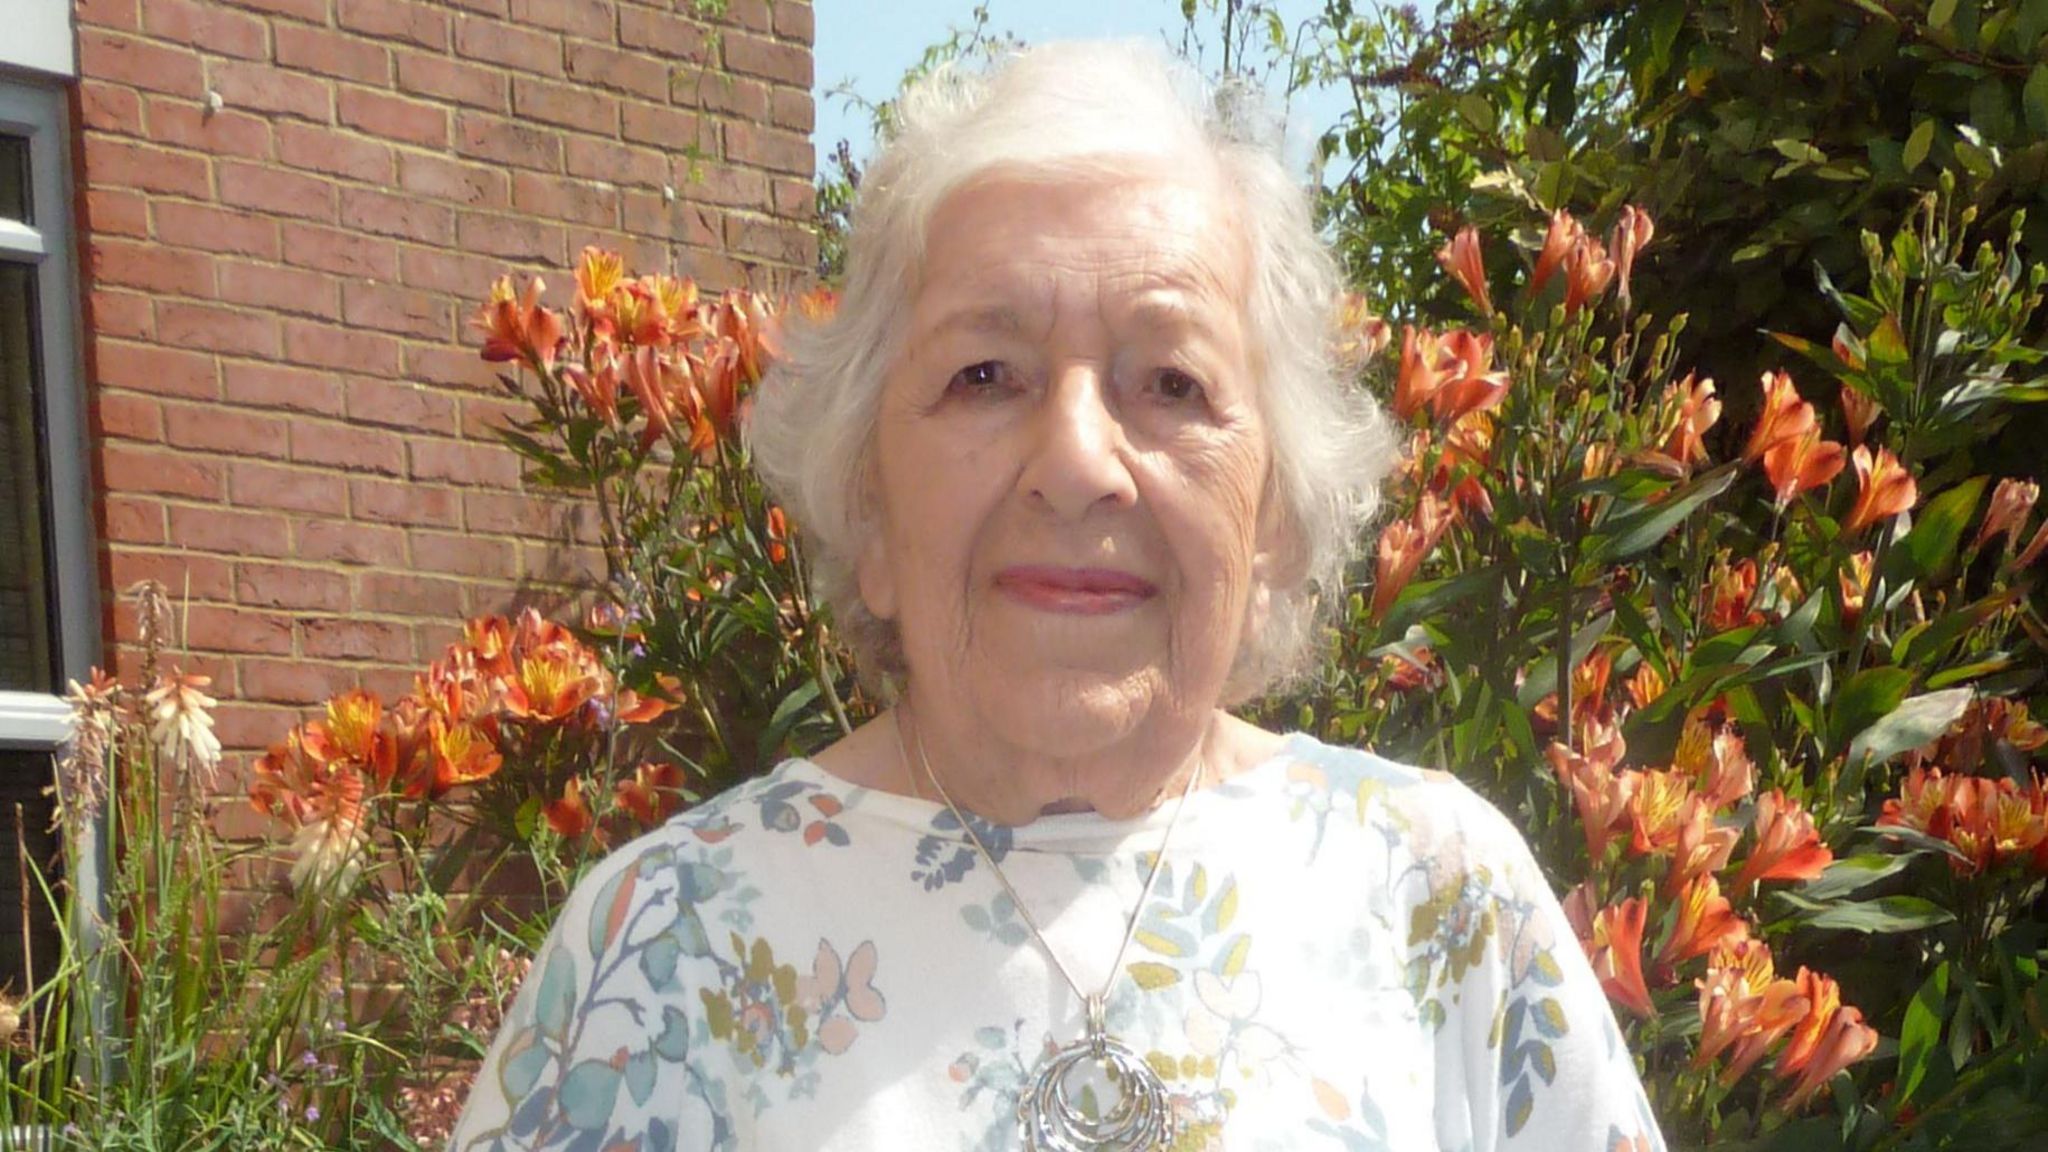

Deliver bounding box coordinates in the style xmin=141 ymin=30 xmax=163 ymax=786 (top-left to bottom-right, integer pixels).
xmin=747 ymin=40 xmax=1394 ymax=701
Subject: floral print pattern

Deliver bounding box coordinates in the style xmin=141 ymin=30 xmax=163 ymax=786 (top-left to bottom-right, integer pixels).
xmin=449 ymin=735 xmax=1665 ymax=1150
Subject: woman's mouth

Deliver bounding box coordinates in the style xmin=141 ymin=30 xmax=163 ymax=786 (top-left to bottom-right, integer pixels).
xmin=993 ymin=566 xmax=1159 ymax=615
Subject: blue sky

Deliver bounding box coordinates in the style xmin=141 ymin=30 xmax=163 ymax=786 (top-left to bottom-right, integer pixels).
xmin=811 ymin=0 xmax=1352 ymax=177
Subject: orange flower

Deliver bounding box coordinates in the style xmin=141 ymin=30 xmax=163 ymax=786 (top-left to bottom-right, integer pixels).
xmin=1629 ymin=768 xmax=1696 ymax=855
xmin=1838 ymin=385 xmax=1880 ymax=447
xmin=562 ymin=352 xmax=620 ymax=425
xmin=1380 ymin=646 xmax=1441 ymax=694
xmin=615 ymin=761 xmax=688 ymax=827
xmin=646 ymin=273 xmax=703 ymax=345
xmin=1608 ymin=205 xmax=1655 ymax=307
xmin=300 ymin=688 xmax=393 ymax=782
xmin=1668 ymin=796 xmax=1741 ymax=889
xmin=1742 ymin=370 xmax=1816 ymax=464
xmin=1720 ymin=970 xmax=1811 ymax=1084
xmin=1837 ymin=550 xmax=1874 ymax=623
xmin=1734 ymin=790 xmax=1833 ymax=888
xmin=622 ymin=345 xmax=680 ymax=453
xmin=1656 ymin=874 xmax=1747 ymax=971
xmin=1782 ymin=1002 xmax=1878 ymax=1111
xmin=614 ymin=687 xmax=672 ymax=726
xmin=766 ymin=505 xmax=791 ymax=564
xmin=1562 ymin=234 xmax=1615 ymax=316
xmin=1435 ymin=225 xmax=1493 ymax=317
xmin=1703 ymin=555 xmax=1761 ymax=633
xmin=1370 ymin=495 xmax=1451 ymax=620
xmin=476 ymin=276 xmax=563 ymax=371
xmin=1334 ymin=292 xmax=1393 ymax=365
xmin=1761 ymin=425 xmax=1847 ymax=510
xmin=2018 ymin=515 xmax=2048 ymax=569
xmin=1529 ymin=209 xmax=1580 ymax=296
xmin=1626 ymin=661 xmax=1667 ymax=711
xmin=1426 ymin=330 xmax=1511 ymax=425
xmin=1674 ymin=713 xmax=1756 ymax=810
xmin=422 ymin=714 xmax=502 ymax=797
xmin=1585 ymin=897 xmax=1655 ymax=1019
xmin=1548 ymin=723 xmax=1635 ymax=862
xmin=1394 ymin=326 xmax=1454 ymax=422
xmin=1843 ymin=444 xmax=1918 ymax=536
xmin=250 ymin=729 xmax=371 ymax=892
xmin=503 ymin=647 xmax=606 ymax=725
xmin=1975 ymin=477 xmax=2039 ymax=552
xmin=543 ymin=777 xmax=596 ymax=841
xmin=1657 ymin=373 xmax=1721 ymax=472
xmin=574 ymin=246 xmax=626 ymax=322
xmin=1695 ymin=938 xmax=1785 ymax=1070
xmin=1776 ymin=967 xmax=1844 ymax=1080
xmin=1437 ymin=410 xmax=1497 ymax=519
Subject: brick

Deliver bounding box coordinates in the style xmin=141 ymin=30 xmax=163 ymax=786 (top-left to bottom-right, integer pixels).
xmin=229 ymin=461 xmax=350 ymax=515
xmin=770 ymin=87 xmax=813 ymax=134
xmin=236 ymin=563 xmax=351 ymax=613
xmin=521 ymin=540 xmax=606 ymax=585
xmin=339 ymin=0 xmax=452 ymax=51
xmin=155 ymin=201 xmax=280 ymax=260
xmin=89 ymin=289 xmax=155 ymax=339
xmin=624 ymin=192 xmax=718 ymax=245
xmin=408 ymin=437 xmax=522 ymax=487
xmin=338 ymin=87 xmax=450 ymax=149
xmin=279 ymin=222 xmax=399 ymax=280
xmin=218 ymin=260 xmax=341 ymax=321
xmin=80 ymin=82 xmax=144 ymax=135
xmin=621 ymin=102 xmax=708 ymax=151
xmin=395 ymin=50 xmax=508 ymax=111
xmin=240 ymin=655 xmax=356 ymax=703
xmin=345 ymin=379 xmax=459 ymax=435
xmin=168 ymin=505 xmax=295 ymax=557
xmin=350 ymin=477 xmax=461 ymax=527
xmin=773 ymin=0 xmax=814 ymax=44
xmin=395 ymin=244 xmax=505 ymax=297
xmin=511 ymin=171 xmax=619 ymax=229
xmin=411 ymin=529 xmax=516 ymax=577
xmin=338 ymin=186 xmax=456 ymax=245
xmin=771 ymin=177 xmax=813 ymax=218
xmin=155 ymin=301 xmax=279 ymax=358
xmin=689 ymin=73 xmax=768 ymax=122
xmin=467 ymin=489 xmax=597 ymax=541
xmin=396 ymin=151 xmax=509 ymax=209
xmin=82 ymin=137 xmax=210 ymax=198
xmin=455 ymin=111 xmax=562 ymax=172
xmin=565 ymin=136 xmax=665 ymax=188
xmin=289 ymin=420 xmax=408 ymax=476
xmin=275 ymin=23 xmax=391 ymax=86
xmin=456 ymin=211 xmax=567 ymax=264
xmin=221 ymin=0 xmax=327 ymax=21
xmin=91 ymin=238 xmax=214 ymax=296
xmin=219 ymin=162 xmax=336 ymax=223
xmin=85 ymin=188 xmax=151 ymax=237
xmin=448 ymin=0 xmax=509 ymax=14
xmin=564 ymin=40 xmax=667 ymax=101
xmin=146 ymin=98 xmax=273 ymax=159
xmin=406 ymin=344 xmax=495 ymax=393
xmin=455 ymin=394 xmax=525 ymax=440
xmin=95 ymin=342 xmax=218 ymax=399
xmin=453 ymin=17 xmax=563 ymax=76
xmin=78 ymin=30 xmax=206 ymax=99
xmin=106 ymin=549 xmax=233 ymax=601
xmin=283 ymin=320 xmax=404 ymax=378
xmin=721 ymin=31 xmax=810 ymax=87
xmin=102 ymin=494 xmax=165 ymax=544
xmin=342 ymin=281 xmax=453 ymax=341
xmin=618 ymin=7 xmax=706 ymax=59
xmin=224 ymin=362 xmax=344 ymax=417
xmin=209 ymin=60 xmax=331 ymax=122
xmin=183 ymin=605 xmax=294 ymax=656
xmin=508 ymin=0 xmax=612 ymax=40
xmin=297 ymin=519 xmax=407 ymax=567
xmin=359 ymin=570 xmax=465 ymax=616
xmin=723 ymin=121 xmax=812 ymax=177
xmin=97 ymin=392 xmax=164 ymax=442
xmin=164 ymin=403 xmax=290 ymax=458
xmin=301 ymin=617 xmax=413 ymax=662
xmin=675 ymin=161 xmax=767 ymax=209
xmin=100 ymin=444 xmax=224 ymax=499
xmin=277 ymin=122 xmax=393 ymax=183
xmin=76 ymin=0 xmax=142 ymax=32
xmin=512 ymin=76 xmax=615 ymax=133
xmin=143 ymin=0 xmax=269 ymax=60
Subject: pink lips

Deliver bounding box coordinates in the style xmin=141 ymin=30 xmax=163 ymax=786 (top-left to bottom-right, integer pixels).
xmin=994 ymin=566 xmax=1157 ymax=615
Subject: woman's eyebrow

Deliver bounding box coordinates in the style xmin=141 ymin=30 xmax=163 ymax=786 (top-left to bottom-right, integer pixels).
xmin=919 ymin=302 xmax=1028 ymax=340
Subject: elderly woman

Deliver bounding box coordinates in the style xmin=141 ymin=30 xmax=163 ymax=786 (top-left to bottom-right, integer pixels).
xmin=450 ymin=41 xmax=1663 ymax=1152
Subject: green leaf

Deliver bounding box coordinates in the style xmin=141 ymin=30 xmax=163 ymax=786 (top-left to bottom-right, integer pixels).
xmin=1886 ymin=476 xmax=1984 ymax=586
xmin=1800 ymin=853 xmax=1915 ymax=901
xmin=1517 ymin=613 xmax=1613 ymax=708
xmin=1848 ymin=688 xmax=1974 ymax=766
xmin=1931 ymin=0 xmax=1959 ymax=29
xmin=1830 ymin=666 xmax=1914 ymax=752
xmin=2026 ymin=66 xmax=2048 ymax=138
xmin=1903 ymin=119 xmax=1936 ymax=172
xmin=1382 ymin=564 xmax=1502 ymax=635
xmin=1898 ymin=962 xmax=1951 ymax=1107
xmin=1802 ymin=895 xmax=1957 ymax=933
xmin=1587 ymin=464 xmax=1738 ymax=564
xmin=1771 ymin=138 xmax=1828 ymax=165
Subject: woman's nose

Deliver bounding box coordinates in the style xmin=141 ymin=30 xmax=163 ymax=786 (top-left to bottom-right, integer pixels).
xmin=1018 ymin=365 xmax=1138 ymax=519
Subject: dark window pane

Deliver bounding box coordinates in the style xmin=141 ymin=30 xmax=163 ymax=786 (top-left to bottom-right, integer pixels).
xmin=0 ymin=747 xmax=60 ymax=998
xmin=0 ymin=261 xmax=52 ymax=693
xmin=0 ymin=136 xmax=25 ymax=223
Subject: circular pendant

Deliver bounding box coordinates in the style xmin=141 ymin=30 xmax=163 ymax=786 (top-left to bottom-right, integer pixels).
xmin=1017 ymin=1030 xmax=1177 ymax=1151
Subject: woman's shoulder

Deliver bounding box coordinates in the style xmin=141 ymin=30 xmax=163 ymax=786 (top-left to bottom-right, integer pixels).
xmin=1276 ymin=732 xmax=1541 ymax=874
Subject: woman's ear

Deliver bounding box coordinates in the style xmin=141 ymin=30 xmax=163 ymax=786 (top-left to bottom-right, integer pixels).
xmin=1251 ymin=480 xmax=1310 ymax=594
xmin=853 ymin=456 xmax=899 ymax=622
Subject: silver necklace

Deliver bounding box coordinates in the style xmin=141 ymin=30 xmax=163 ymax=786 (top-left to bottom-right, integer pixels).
xmin=902 ymin=712 xmax=1198 ymax=1152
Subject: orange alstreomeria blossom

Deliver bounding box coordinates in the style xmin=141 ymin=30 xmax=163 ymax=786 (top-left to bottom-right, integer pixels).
xmin=1843 ymin=444 xmax=1919 ymax=536
xmin=1697 ymin=938 xmax=1814 ymax=1084
xmin=1741 ymin=370 xmax=1818 ymax=464
xmin=1654 ymin=873 xmax=1747 ymax=973
xmin=1838 ymin=550 xmax=1875 ymax=623
xmin=1529 ymin=209 xmax=1580 ymax=295
xmin=1761 ymin=425 xmax=1847 ymax=510
xmin=1673 ymin=713 xmax=1756 ymax=811
xmin=1370 ymin=493 xmax=1452 ymax=620
xmin=1655 ymin=373 xmax=1721 ymax=474
xmin=1878 ymin=763 xmax=2048 ymax=875
xmin=1733 ymin=790 xmax=1833 ymax=889
xmin=1578 ymin=891 xmax=1656 ymax=1020
xmin=1394 ymin=327 xmax=1510 ymax=425
xmin=1608 ymin=205 xmax=1655 ymax=307
xmin=1561 ymin=232 xmax=1615 ymax=316
xmin=1778 ymin=968 xmax=1880 ymax=1111
xmin=476 ymin=276 xmax=564 ymax=372
xmin=1333 ymin=292 xmax=1393 ymax=365
xmin=1547 ymin=722 xmax=1636 ymax=862
xmin=1702 ymin=554 xmax=1763 ymax=633
xmin=1435 ymin=226 xmax=1493 ymax=317
xmin=1975 ymin=476 xmax=2039 ymax=552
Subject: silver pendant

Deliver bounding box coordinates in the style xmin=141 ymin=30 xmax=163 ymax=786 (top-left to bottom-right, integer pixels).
xmin=1018 ymin=996 xmax=1176 ymax=1151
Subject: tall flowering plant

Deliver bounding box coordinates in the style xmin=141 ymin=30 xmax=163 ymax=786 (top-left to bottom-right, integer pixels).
xmin=1263 ymin=181 xmax=2048 ymax=1146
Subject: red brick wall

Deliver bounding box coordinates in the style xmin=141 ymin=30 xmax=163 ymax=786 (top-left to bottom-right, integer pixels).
xmin=72 ymin=0 xmax=816 ymax=780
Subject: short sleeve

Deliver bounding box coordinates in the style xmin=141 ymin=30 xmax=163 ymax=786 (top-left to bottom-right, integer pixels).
xmin=1400 ymin=781 xmax=1667 ymax=1152
xmin=447 ymin=837 xmax=715 ymax=1152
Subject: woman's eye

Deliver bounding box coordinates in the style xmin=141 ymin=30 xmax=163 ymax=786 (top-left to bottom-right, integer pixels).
xmin=947 ymin=360 xmax=1012 ymax=394
xmin=1153 ymin=368 xmax=1206 ymax=403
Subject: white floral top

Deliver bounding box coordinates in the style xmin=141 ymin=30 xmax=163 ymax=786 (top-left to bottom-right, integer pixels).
xmin=449 ymin=735 xmax=1666 ymax=1151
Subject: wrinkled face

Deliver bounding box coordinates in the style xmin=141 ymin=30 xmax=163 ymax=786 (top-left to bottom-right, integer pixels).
xmin=860 ymin=163 xmax=1281 ymax=758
